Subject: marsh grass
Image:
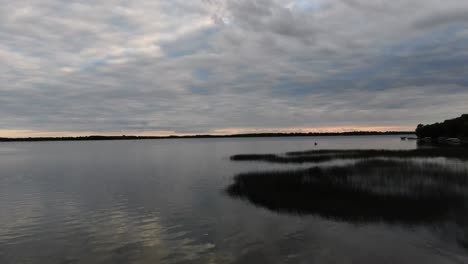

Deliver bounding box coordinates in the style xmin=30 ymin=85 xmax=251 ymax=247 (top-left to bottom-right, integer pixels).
xmin=230 ymin=147 xmax=468 ymax=164
xmin=226 ymin=159 xmax=468 ymax=224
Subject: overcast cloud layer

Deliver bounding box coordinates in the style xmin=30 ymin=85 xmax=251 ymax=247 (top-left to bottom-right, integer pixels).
xmin=1 ymin=0 xmax=468 ymax=136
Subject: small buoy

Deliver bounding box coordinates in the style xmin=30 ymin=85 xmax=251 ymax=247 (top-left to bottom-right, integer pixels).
xmin=314 ymin=142 xmax=318 ymax=146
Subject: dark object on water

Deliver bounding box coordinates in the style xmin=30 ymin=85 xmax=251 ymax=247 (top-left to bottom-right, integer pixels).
xmin=417 ymin=137 xmax=462 ymax=146
xmin=418 ymin=137 xmax=433 ymax=144
xmin=314 ymin=142 xmax=318 ymax=146
xmin=447 ymin=138 xmax=461 ymax=145
xmin=401 ymin=137 xmax=407 ymax=140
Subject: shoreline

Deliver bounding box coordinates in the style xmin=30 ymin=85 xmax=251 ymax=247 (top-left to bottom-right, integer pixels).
xmin=0 ymin=131 xmax=414 ymax=142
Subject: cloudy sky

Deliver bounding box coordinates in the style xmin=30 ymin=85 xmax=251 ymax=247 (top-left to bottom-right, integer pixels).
xmin=1 ymin=0 xmax=468 ymax=136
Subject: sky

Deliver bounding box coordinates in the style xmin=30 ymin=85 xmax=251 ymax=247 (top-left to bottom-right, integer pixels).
xmin=1 ymin=0 xmax=468 ymax=137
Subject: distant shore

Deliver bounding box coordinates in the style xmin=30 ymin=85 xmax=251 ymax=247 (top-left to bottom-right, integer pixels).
xmin=0 ymin=131 xmax=414 ymax=142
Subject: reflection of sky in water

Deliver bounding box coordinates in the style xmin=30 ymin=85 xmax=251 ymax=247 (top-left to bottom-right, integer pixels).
xmin=1 ymin=136 xmax=468 ymax=263
xmin=0 ymin=191 xmax=219 ymax=263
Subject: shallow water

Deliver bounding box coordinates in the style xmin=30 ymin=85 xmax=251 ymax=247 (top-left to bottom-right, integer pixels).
xmin=1 ymin=135 xmax=468 ymax=263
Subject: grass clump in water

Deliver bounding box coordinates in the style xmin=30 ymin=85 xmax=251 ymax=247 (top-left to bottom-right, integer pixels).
xmin=226 ymin=159 xmax=468 ymax=224
xmin=230 ymin=147 xmax=468 ymax=164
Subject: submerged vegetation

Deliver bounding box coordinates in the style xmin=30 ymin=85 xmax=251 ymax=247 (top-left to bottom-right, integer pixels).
xmin=226 ymin=159 xmax=468 ymax=224
xmin=226 ymin=143 xmax=468 ymax=233
xmin=230 ymin=147 xmax=468 ymax=164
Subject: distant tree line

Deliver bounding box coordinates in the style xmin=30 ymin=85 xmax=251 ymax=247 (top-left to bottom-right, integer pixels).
xmin=0 ymin=131 xmax=413 ymax=142
xmin=416 ymin=114 xmax=468 ymax=138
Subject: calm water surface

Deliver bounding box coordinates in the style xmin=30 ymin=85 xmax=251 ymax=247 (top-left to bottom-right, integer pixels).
xmin=1 ymin=136 xmax=468 ymax=263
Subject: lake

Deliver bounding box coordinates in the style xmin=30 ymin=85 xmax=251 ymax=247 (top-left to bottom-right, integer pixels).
xmin=1 ymin=135 xmax=468 ymax=263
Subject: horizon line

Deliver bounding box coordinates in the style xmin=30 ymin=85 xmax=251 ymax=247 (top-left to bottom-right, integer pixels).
xmin=0 ymin=131 xmax=415 ymax=142
xmin=0 ymin=126 xmax=416 ymax=138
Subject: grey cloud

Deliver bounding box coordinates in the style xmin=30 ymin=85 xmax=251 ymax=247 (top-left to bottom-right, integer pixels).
xmin=1 ymin=0 xmax=468 ymax=135
xmin=226 ymin=0 xmax=317 ymax=43
xmin=413 ymin=9 xmax=468 ymax=30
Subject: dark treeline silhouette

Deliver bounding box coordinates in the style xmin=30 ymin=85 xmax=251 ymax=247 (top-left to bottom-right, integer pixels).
xmin=230 ymin=147 xmax=468 ymax=163
xmin=0 ymin=131 xmax=413 ymax=142
xmin=416 ymin=114 xmax=468 ymax=138
xmin=226 ymin=159 xmax=468 ymax=225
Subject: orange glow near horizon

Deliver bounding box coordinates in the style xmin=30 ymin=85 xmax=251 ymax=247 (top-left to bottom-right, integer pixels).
xmin=209 ymin=126 xmax=415 ymax=135
xmin=0 ymin=126 xmax=415 ymax=138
